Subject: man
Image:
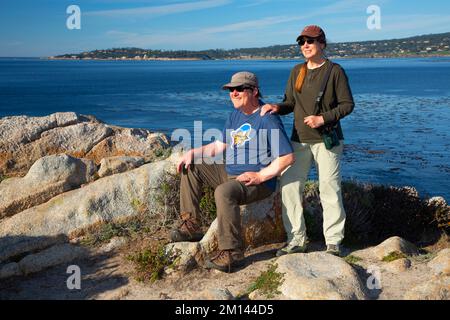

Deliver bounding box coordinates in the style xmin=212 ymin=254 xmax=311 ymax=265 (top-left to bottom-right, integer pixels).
xmin=171 ymin=71 xmax=294 ymax=273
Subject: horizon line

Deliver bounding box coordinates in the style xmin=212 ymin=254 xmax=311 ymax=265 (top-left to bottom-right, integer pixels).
xmin=2 ymin=30 xmax=449 ymax=58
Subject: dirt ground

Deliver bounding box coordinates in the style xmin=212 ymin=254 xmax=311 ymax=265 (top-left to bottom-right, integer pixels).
xmin=1 ymin=234 xmax=447 ymax=300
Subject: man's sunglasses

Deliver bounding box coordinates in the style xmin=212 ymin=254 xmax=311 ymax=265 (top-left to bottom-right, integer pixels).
xmin=228 ymin=86 xmax=253 ymax=93
xmin=297 ymin=38 xmax=316 ymax=46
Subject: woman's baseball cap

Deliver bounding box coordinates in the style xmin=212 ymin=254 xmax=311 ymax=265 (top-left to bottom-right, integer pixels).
xmin=296 ymin=25 xmax=325 ymax=41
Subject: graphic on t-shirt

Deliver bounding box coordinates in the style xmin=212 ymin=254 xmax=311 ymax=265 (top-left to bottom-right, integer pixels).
xmin=230 ymin=123 xmax=252 ymax=147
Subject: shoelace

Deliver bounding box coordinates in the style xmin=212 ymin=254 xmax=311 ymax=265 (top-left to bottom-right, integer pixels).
xmin=211 ymin=250 xmax=228 ymax=261
xmin=210 ymin=250 xmax=232 ymax=273
xmin=178 ymin=219 xmax=198 ymax=236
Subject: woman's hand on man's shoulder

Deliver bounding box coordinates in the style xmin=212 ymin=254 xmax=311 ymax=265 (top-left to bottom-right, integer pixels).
xmin=260 ymin=104 xmax=279 ymax=116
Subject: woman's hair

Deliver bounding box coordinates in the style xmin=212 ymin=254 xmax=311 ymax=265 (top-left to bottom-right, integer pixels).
xmin=317 ymin=34 xmax=327 ymax=49
xmin=294 ymin=34 xmax=327 ymax=93
xmin=295 ymin=63 xmax=308 ymax=93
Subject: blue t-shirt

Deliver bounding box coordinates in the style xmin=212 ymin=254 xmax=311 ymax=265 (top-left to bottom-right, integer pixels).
xmin=220 ymin=107 xmax=293 ymax=191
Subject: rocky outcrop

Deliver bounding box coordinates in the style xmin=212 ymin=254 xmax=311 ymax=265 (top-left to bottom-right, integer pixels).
xmin=193 ymin=288 xmax=234 ymax=300
xmin=86 ymin=129 xmax=168 ymax=164
xmin=98 ymin=156 xmax=145 ymax=178
xmin=0 ymin=154 xmax=178 ymax=264
xmin=0 ymin=112 xmax=169 ymax=177
xmin=0 ymin=262 xmax=21 ymax=279
xmin=382 ymin=258 xmax=412 ymax=273
xmin=0 ymin=154 xmax=96 ymax=218
xmin=165 ymin=242 xmax=199 ymax=273
xmin=403 ymin=276 xmax=449 ymax=300
xmin=352 ymin=236 xmax=419 ymax=261
xmin=0 ymin=112 xmax=172 ymax=269
xmin=0 ymin=112 xmax=81 ymax=152
xmin=275 ymin=253 xmax=367 ymax=300
xmin=199 ymin=192 xmax=285 ymax=256
xmin=16 ymin=244 xmax=89 ymax=276
xmin=428 ymin=248 xmax=450 ymax=276
xmin=1 ymin=113 xmax=447 ymax=301
xmin=372 ymin=236 xmax=419 ymax=260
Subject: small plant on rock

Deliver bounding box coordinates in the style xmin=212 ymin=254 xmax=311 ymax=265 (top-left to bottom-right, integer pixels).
xmin=154 ymin=171 xmax=181 ymax=227
xmin=127 ymin=243 xmax=177 ymax=283
xmin=344 ymin=255 xmax=363 ymax=265
xmin=78 ymin=215 xmax=147 ymax=247
xmin=244 ymin=263 xmax=285 ymax=299
xmin=382 ymin=251 xmax=407 ymax=262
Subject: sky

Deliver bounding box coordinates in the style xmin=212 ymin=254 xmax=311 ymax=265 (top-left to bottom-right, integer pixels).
xmin=1 ymin=0 xmax=449 ymax=57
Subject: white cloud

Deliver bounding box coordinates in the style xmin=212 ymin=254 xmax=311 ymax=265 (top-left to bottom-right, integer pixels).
xmin=85 ymin=0 xmax=231 ymax=17
xmin=104 ymin=0 xmax=449 ymax=49
xmin=105 ymin=14 xmax=306 ymax=48
xmin=238 ymin=0 xmax=272 ymax=8
xmin=325 ymin=14 xmax=450 ymax=42
xmin=381 ymin=14 xmax=450 ymax=33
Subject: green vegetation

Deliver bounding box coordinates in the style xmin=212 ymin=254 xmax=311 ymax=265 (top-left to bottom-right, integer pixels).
xmin=127 ymin=244 xmax=178 ymax=283
xmin=199 ymin=186 xmax=217 ymax=224
xmin=241 ymin=263 xmax=285 ymax=299
xmin=410 ymin=252 xmax=437 ymax=264
xmin=154 ymin=146 xmax=172 ymax=159
xmin=154 ymin=172 xmax=181 ymax=226
xmin=53 ymin=32 xmax=450 ymax=60
xmin=344 ymin=255 xmax=363 ymax=265
xmin=79 ymin=217 xmax=144 ymax=246
xmin=78 ymin=171 xmax=179 ymax=247
xmin=382 ymin=251 xmax=407 ymax=262
xmin=130 ymin=197 xmax=145 ymax=212
xmin=0 ymin=175 xmax=7 ymax=183
xmin=435 ymin=206 xmax=450 ymax=230
xmin=155 ymin=171 xmax=216 ymax=227
xmin=301 ymin=180 xmax=446 ymax=246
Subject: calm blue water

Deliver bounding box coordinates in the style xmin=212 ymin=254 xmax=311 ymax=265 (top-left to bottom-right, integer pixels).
xmin=1 ymin=58 xmax=449 ymax=200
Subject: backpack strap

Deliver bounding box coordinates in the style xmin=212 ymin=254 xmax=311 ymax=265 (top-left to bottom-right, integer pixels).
xmin=313 ymin=60 xmax=334 ymax=115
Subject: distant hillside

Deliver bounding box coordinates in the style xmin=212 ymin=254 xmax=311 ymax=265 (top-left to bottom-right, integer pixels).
xmin=51 ymin=32 xmax=450 ymax=60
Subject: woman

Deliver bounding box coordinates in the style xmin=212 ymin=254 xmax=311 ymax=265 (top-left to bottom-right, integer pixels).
xmin=261 ymin=25 xmax=354 ymax=256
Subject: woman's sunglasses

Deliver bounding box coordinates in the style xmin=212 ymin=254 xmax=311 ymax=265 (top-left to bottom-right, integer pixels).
xmin=228 ymin=86 xmax=253 ymax=93
xmin=297 ymin=38 xmax=316 ymax=46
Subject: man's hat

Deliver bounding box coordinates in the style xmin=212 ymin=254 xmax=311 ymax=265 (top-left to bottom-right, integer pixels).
xmin=296 ymin=25 xmax=325 ymax=41
xmin=222 ymin=71 xmax=259 ymax=89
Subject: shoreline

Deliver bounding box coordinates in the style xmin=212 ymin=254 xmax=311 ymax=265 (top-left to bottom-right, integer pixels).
xmin=3 ymin=55 xmax=450 ymax=61
xmin=39 ymin=54 xmax=450 ymax=61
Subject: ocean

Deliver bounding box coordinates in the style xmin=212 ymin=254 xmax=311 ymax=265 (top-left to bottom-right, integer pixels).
xmin=0 ymin=57 xmax=449 ymax=199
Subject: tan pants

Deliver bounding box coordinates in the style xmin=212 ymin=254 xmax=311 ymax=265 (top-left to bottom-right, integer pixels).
xmin=180 ymin=163 xmax=273 ymax=250
xmin=280 ymin=141 xmax=346 ymax=246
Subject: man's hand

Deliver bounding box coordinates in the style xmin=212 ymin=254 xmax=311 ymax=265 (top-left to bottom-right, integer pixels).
xmin=176 ymin=150 xmax=194 ymax=173
xmin=260 ymin=104 xmax=280 ymax=116
xmin=236 ymin=172 xmax=263 ymax=186
xmin=304 ymin=115 xmax=324 ymax=129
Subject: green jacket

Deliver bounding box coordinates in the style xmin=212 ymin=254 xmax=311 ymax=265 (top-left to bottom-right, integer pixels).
xmin=278 ymin=60 xmax=355 ymax=143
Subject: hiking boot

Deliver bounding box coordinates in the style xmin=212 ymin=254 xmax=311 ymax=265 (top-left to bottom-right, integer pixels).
xmin=170 ymin=212 xmax=203 ymax=242
xmin=326 ymin=244 xmax=341 ymax=256
xmin=204 ymin=249 xmax=245 ymax=273
xmin=276 ymin=240 xmax=308 ymax=257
